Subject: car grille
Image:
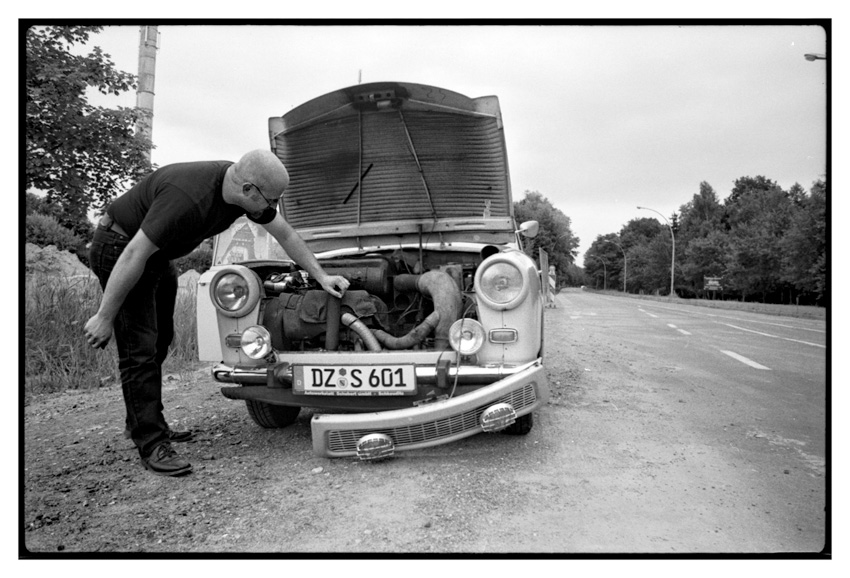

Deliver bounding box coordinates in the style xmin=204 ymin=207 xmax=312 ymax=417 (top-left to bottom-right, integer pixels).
xmin=326 ymin=383 xmax=537 ymax=453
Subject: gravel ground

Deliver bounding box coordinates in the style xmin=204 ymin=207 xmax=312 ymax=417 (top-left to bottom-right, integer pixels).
xmin=22 ymin=362 xmax=567 ymax=555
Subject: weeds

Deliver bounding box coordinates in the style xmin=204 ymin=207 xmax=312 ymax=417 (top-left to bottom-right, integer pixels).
xmin=24 ymin=272 xmax=199 ymax=396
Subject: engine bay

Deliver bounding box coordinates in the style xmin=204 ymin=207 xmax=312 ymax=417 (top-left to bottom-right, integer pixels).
xmin=251 ymin=249 xmax=492 ymax=353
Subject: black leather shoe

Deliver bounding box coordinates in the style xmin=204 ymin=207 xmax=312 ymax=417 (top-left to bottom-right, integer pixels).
xmin=125 ymin=428 xmax=194 ymax=442
xmin=167 ymin=429 xmax=193 ymax=442
xmin=141 ymin=442 xmax=192 ymax=477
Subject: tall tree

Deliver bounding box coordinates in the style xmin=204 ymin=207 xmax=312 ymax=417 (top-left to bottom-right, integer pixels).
xmin=25 ymin=25 xmax=151 ymax=236
xmin=677 ymin=181 xmax=727 ymax=296
xmin=726 ymin=175 xmax=779 ymax=207
xmin=620 ymin=217 xmax=663 ymax=246
xmin=780 ymin=179 xmax=827 ymax=304
xmin=787 ymin=182 xmax=807 ymax=207
xmin=723 ymin=176 xmax=794 ymax=301
xmin=682 ymin=231 xmax=729 ymax=297
xmin=514 ymin=190 xmax=579 ymax=286
xmin=679 ymin=181 xmax=724 ymax=239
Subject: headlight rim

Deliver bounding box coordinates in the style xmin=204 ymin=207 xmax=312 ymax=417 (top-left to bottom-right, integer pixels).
xmin=474 ymin=255 xmax=531 ymax=311
xmin=240 ymin=325 xmax=273 ymax=359
xmin=209 ymin=267 xmax=262 ymax=318
xmin=448 ymin=318 xmax=486 ymax=355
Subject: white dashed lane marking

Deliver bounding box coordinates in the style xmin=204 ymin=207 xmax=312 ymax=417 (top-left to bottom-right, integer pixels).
xmin=667 ymin=323 xmax=692 ymax=336
xmin=723 ymin=323 xmax=826 ymax=349
xmin=720 ymin=350 xmax=771 ymax=370
xmin=638 ymin=308 xmax=658 ymax=318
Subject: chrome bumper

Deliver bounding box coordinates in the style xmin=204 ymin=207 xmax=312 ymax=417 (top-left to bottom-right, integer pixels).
xmin=310 ymin=359 xmax=547 ymax=458
xmin=212 ymin=363 xmax=268 ymax=384
xmin=212 ymin=354 xmax=543 ymax=386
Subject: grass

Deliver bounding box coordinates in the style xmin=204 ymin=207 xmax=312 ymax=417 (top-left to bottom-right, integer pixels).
xmin=23 ymin=272 xmax=200 ymax=398
xmin=577 ymin=288 xmax=827 ymax=320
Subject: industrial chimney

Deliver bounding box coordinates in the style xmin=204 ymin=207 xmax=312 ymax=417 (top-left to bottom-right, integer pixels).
xmin=135 ymin=26 xmax=159 ymax=168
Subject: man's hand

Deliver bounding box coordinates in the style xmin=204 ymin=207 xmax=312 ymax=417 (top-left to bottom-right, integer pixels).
xmin=262 ymin=215 xmax=350 ymax=299
xmin=84 ymin=313 xmax=113 ymax=349
xmin=319 ymin=274 xmax=350 ymax=299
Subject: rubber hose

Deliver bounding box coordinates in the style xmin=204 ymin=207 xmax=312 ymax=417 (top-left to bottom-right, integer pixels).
xmin=374 ymin=311 xmax=441 ymax=350
xmin=394 ymin=271 xmax=461 ymax=350
xmin=325 ymin=296 xmax=341 ymax=350
xmin=341 ymin=313 xmax=382 ymax=351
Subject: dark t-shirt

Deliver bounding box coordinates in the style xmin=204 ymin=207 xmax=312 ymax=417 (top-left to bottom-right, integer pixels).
xmin=107 ymin=160 xmax=275 ymax=261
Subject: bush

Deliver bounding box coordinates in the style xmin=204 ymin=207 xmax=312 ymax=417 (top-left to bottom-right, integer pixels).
xmin=26 ymin=213 xmax=83 ymax=252
xmin=25 ymin=212 xmax=93 ymax=267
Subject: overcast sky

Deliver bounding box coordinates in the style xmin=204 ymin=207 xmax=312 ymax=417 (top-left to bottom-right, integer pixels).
xmin=81 ymin=23 xmax=827 ymax=261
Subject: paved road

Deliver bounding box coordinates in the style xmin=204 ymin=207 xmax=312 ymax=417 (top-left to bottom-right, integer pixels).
xmin=567 ymin=291 xmax=826 ymax=458
xmin=539 ymin=289 xmax=827 ymax=553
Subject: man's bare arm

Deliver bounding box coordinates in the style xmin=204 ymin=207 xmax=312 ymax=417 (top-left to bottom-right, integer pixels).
xmin=262 ymin=213 xmax=350 ymax=298
xmin=84 ymin=230 xmax=160 ymax=348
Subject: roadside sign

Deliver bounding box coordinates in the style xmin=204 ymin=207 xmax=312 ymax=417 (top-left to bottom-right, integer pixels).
xmin=704 ymin=276 xmax=722 ymax=291
xmin=540 ymin=249 xmax=556 ymax=308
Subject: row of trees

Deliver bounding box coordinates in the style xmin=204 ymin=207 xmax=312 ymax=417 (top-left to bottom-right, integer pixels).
xmin=584 ymin=177 xmax=827 ymax=305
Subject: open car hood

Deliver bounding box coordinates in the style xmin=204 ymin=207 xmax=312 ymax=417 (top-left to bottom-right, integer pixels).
xmin=268 ymin=81 xmax=516 ymax=254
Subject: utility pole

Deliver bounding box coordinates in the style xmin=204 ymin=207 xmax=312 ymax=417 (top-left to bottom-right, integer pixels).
xmin=136 ymin=26 xmax=160 ymax=168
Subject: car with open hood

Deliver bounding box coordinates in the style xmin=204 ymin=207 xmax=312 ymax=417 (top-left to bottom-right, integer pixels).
xmin=197 ymin=81 xmax=549 ymax=460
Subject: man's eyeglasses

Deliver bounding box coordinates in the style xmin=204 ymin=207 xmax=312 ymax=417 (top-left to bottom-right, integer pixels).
xmin=244 ymin=182 xmax=279 ymax=212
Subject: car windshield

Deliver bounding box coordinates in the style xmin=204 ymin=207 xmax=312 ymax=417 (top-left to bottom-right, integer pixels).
xmin=212 ymin=216 xmax=292 ymax=265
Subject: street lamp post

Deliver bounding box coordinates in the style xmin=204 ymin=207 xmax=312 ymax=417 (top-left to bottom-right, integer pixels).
xmin=602 ymin=238 xmax=627 ymax=293
xmin=637 ymin=205 xmax=676 ymax=298
xmin=804 ymin=53 xmax=826 ymax=61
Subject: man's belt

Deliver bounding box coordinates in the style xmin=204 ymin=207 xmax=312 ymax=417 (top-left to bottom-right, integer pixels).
xmin=99 ymin=215 xmax=129 ymax=238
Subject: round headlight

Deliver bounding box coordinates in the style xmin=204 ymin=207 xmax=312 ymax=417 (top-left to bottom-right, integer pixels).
xmin=210 ymin=267 xmax=261 ymax=317
xmin=214 ymin=273 xmax=250 ymax=311
xmin=479 ymin=262 xmax=524 ymax=304
xmin=449 ymin=318 xmax=485 ymax=355
xmin=240 ymin=326 xmax=273 ymax=359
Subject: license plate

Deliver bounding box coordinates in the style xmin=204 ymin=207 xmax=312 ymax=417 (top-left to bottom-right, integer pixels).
xmin=293 ymin=364 xmax=417 ymax=396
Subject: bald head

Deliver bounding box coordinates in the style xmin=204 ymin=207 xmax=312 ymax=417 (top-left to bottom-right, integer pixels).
xmin=233 ymin=149 xmax=289 ymax=198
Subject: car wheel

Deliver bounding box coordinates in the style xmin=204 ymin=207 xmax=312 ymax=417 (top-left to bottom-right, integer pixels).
xmin=245 ymin=400 xmax=300 ymax=428
xmin=502 ymin=413 xmax=533 ymax=435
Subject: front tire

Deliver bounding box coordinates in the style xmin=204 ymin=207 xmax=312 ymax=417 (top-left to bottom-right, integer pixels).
xmin=502 ymin=413 xmax=533 ymax=435
xmin=245 ymin=400 xmax=300 ymax=428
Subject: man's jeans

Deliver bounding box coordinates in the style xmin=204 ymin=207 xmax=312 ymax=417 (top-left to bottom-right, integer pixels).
xmin=89 ymin=225 xmax=177 ymax=457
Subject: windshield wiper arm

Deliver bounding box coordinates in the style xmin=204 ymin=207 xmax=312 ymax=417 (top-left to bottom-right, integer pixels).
xmin=342 ymin=163 xmax=373 ymax=205
xmin=398 ymin=109 xmax=438 ymax=220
